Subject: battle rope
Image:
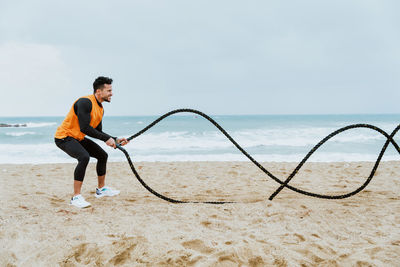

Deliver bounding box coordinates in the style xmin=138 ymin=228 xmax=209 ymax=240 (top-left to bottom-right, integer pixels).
xmin=116 ymin=108 xmax=400 ymax=203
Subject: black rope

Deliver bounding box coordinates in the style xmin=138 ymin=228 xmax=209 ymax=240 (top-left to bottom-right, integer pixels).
xmin=116 ymin=108 xmax=400 ymax=203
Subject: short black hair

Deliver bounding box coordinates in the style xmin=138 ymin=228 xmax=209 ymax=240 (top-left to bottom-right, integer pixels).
xmin=93 ymin=76 xmax=113 ymax=93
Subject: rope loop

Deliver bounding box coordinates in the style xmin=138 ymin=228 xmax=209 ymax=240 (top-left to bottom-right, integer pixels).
xmin=116 ymin=109 xmax=400 ymax=203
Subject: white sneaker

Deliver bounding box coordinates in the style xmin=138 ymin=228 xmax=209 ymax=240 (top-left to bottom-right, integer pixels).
xmin=70 ymin=194 xmax=91 ymax=208
xmin=95 ymin=186 xmax=120 ymax=198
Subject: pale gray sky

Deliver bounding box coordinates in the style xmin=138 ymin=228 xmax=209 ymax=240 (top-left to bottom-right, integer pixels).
xmin=0 ymin=0 xmax=399 ymax=116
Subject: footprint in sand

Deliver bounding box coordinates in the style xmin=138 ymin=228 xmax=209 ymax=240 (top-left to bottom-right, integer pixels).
xmin=201 ymin=221 xmax=212 ymax=227
xmin=294 ymin=233 xmax=305 ymax=242
xmin=216 ymin=252 xmax=265 ymax=267
xmin=109 ymin=243 xmax=137 ymax=265
xmin=62 ymin=237 xmax=142 ymax=266
xmin=391 ymin=240 xmax=400 ymax=246
xmin=49 ymin=196 xmax=65 ymax=207
xmin=181 ymin=239 xmax=214 ymax=254
xmin=62 ymin=243 xmax=103 ymax=266
xmin=228 ymin=170 xmax=238 ymax=176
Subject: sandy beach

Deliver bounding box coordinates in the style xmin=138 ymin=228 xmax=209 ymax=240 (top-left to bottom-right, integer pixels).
xmin=1 ymin=161 xmax=400 ymax=266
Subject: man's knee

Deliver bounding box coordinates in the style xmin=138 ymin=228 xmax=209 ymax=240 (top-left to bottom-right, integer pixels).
xmin=74 ymin=152 xmax=90 ymax=181
xmin=97 ymin=151 xmax=108 ymax=163
xmin=78 ymin=154 xmax=90 ymax=165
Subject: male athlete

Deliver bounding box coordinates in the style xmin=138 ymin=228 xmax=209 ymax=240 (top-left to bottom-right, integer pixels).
xmin=54 ymin=76 xmax=129 ymax=208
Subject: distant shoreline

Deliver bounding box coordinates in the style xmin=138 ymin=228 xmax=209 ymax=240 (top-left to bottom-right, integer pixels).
xmin=0 ymin=123 xmax=27 ymax=127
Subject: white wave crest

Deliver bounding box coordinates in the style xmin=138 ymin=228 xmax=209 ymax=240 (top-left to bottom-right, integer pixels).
xmin=26 ymin=122 xmax=57 ymax=128
xmin=5 ymin=132 xmax=36 ymax=137
xmin=120 ymin=127 xmax=389 ymax=152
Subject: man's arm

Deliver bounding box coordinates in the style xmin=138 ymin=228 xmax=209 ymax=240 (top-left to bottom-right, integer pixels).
xmin=74 ymin=98 xmax=112 ymax=142
xmin=95 ymin=122 xmax=119 ymax=141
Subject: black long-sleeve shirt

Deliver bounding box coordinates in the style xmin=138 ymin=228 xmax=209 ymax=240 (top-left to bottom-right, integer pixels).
xmin=74 ymin=97 xmax=114 ymax=142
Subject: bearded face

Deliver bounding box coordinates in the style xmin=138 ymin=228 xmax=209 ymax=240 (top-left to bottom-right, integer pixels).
xmin=99 ymin=84 xmax=113 ymax=103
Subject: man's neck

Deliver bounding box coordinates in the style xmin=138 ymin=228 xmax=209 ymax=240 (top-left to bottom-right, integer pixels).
xmin=93 ymin=93 xmax=103 ymax=106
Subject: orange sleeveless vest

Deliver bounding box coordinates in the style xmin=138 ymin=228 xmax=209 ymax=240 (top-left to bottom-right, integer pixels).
xmin=55 ymin=94 xmax=104 ymax=141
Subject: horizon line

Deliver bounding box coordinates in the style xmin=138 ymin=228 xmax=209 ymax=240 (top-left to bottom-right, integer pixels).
xmin=1 ymin=112 xmax=399 ymax=118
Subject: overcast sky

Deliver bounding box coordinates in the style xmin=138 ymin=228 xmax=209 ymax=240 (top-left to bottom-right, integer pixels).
xmin=0 ymin=0 xmax=399 ymax=116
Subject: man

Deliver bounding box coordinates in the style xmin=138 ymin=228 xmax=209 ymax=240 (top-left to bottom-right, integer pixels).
xmin=54 ymin=76 xmax=129 ymax=208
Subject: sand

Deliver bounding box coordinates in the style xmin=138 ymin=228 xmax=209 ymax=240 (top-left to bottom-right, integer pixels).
xmin=1 ymin=161 xmax=400 ymax=266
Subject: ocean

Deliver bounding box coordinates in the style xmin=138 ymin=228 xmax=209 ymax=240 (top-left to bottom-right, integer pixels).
xmin=0 ymin=113 xmax=399 ymax=164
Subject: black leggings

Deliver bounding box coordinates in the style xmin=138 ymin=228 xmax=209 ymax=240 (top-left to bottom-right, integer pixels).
xmin=55 ymin=137 xmax=108 ymax=182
